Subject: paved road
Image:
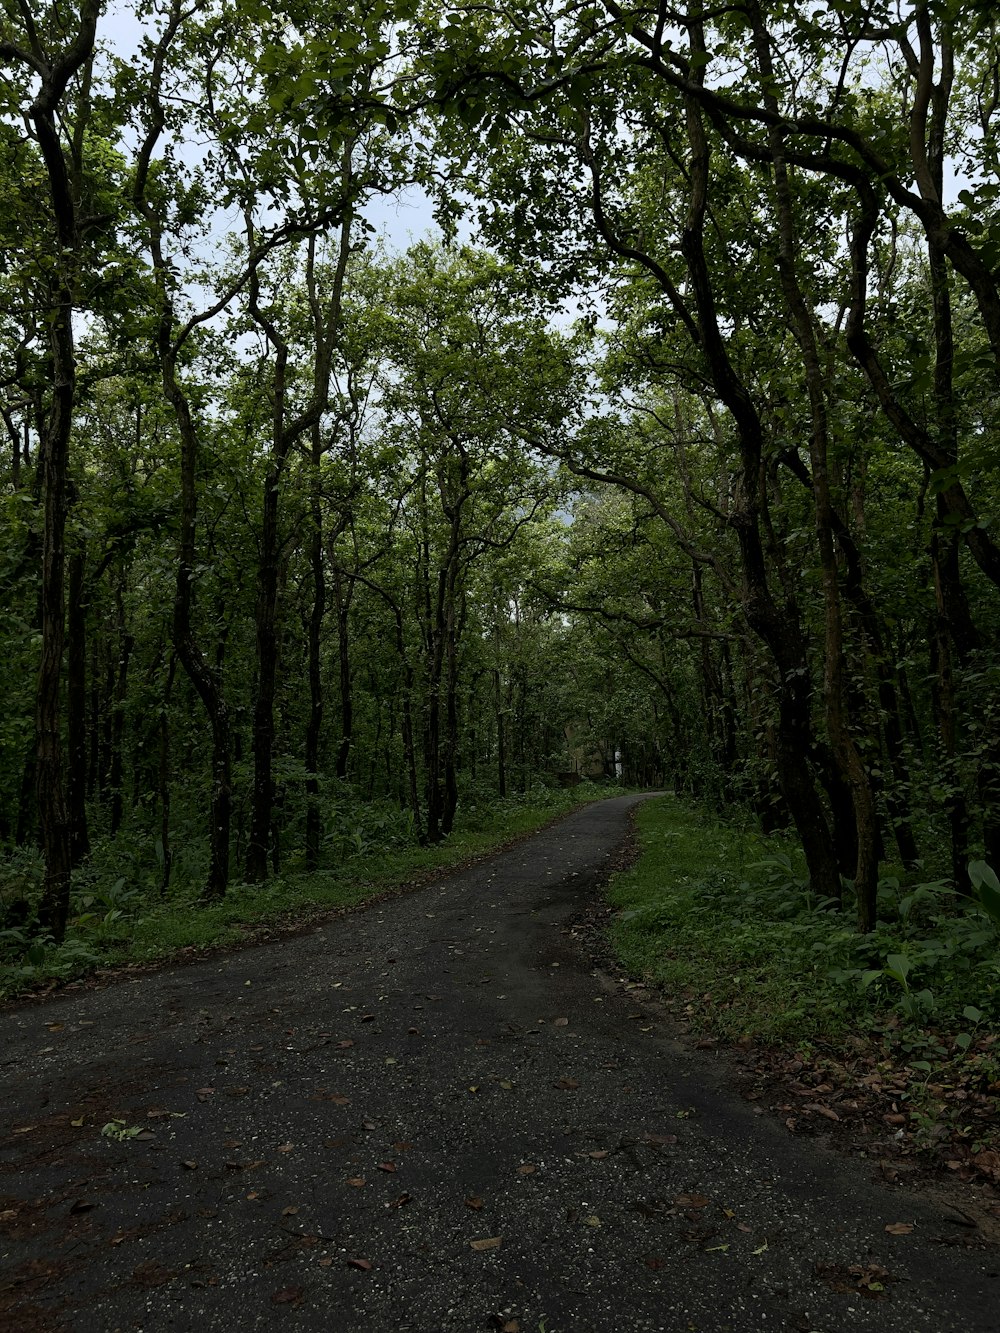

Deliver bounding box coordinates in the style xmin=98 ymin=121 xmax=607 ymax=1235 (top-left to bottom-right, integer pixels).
xmin=1 ymin=794 xmax=997 ymax=1332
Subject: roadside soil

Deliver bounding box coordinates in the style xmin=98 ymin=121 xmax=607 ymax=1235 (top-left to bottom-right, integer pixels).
xmin=2 ymin=794 xmax=997 ymax=1332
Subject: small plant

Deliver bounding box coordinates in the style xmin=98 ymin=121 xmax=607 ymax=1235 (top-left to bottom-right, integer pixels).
xmin=101 ymin=1119 xmax=143 ymax=1141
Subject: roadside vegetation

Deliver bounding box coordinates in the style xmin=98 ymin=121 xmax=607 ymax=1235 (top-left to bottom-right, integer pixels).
xmin=608 ymin=795 xmax=1000 ymax=1185
xmin=0 ymin=783 xmax=598 ymax=1002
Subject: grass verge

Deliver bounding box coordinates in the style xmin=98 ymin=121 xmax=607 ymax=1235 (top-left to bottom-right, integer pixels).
xmin=605 ymin=794 xmax=1000 ymax=1185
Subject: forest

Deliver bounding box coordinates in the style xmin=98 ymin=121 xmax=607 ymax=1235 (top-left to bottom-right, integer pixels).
xmin=3 ymin=0 xmax=1000 ymax=1032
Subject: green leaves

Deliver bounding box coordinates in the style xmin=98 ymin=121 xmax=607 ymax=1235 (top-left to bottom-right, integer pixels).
xmin=968 ymin=861 xmax=1000 ymax=928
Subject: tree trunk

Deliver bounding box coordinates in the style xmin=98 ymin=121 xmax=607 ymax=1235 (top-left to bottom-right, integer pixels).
xmin=158 ymin=654 xmax=176 ymax=894
xmin=66 ymin=550 xmax=90 ymax=866
xmin=304 ymin=430 xmax=325 ymax=872
xmin=29 ymin=18 xmax=99 ymax=938
xmin=679 ymin=78 xmax=842 ymax=904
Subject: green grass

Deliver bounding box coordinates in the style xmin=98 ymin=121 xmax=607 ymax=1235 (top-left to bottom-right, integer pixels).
xmin=606 ymin=794 xmax=1000 ymax=1050
xmin=0 ymin=784 xmax=604 ymax=1001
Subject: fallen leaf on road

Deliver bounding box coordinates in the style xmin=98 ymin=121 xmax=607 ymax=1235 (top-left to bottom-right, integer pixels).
xmin=271 ymin=1286 xmax=304 ymax=1303
xmin=347 ymin=1257 xmax=373 ymax=1271
xmin=586 ymin=1150 xmax=609 ymax=1160
xmin=556 ymin=1078 xmax=580 ymax=1090
xmin=705 ymin=1244 xmax=730 ymax=1253
xmin=388 ymin=1193 xmax=412 ymax=1208
xmin=318 ymin=1257 xmax=334 ymax=1267
xmin=69 ymin=1199 xmax=95 ymax=1214
xmin=470 ymin=1236 xmax=502 ymax=1251
xmin=752 ymin=1242 xmax=769 ymax=1255
xmin=70 ymin=1117 xmax=85 ymax=1128
xmin=584 ymin=1215 xmax=601 ymax=1228
xmin=644 ymin=1256 xmax=665 ymax=1270
xmin=465 ymin=1196 xmax=484 ymax=1210
xmin=133 ymin=1260 xmax=174 ymax=1287
xmin=347 ymin=1177 xmax=366 ymax=1188
xmin=181 ymin=1160 xmax=198 ymax=1170
xmin=282 ymin=1206 xmax=300 ymax=1216
xmin=675 ymin=1194 xmax=710 ymax=1209
xmin=885 ymin=1222 xmax=914 ymax=1235
xmin=277 ymin=1142 xmax=294 ymax=1153
xmin=553 ymin=1018 xmax=569 ymax=1027
xmin=378 ymin=1161 xmax=397 ymax=1173
xmin=196 ymin=1087 xmax=214 ymax=1101
xmin=516 ymin=1164 xmax=536 ymax=1175
xmin=336 ymin=1040 xmax=354 ymax=1049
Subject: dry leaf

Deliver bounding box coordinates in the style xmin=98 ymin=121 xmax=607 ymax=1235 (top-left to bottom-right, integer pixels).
xmin=470 ymin=1236 xmax=502 ymax=1251
xmin=377 ymin=1161 xmax=397 ymax=1173
xmin=181 ymin=1160 xmax=198 ymax=1170
xmin=336 ymin=1040 xmax=354 ymax=1049
xmin=885 ymin=1222 xmax=914 ymax=1235
xmin=516 ymin=1164 xmax=536 ymax=1175
xmin=675 ymin=1194 xmax=710 ymax=1208
xmin=553 ymin=1018 xmax=569 ymax=1027
xmin=347 ymin=1257 xmax=373 ymax=1271
xmin=584 ymin=1214 xmax=601 ymax=1227
xmin=346 ymin=1177 xmax=366 ymax=1188
xmin=557 ymin=1078 xmax=580 ymax=1090
xmin=465 ymin=1196 xmax=484 ymax=1210
xmin=803 ymin=1103 xmax=840 ymax=1122
xmin=587 ymin=1150 xmax=609 ymax=1160
xmin=271 ymin=1286 xmax=304 ymax=1303
xmin=318 ymin=1257 xmax=334 ymax=1268
xmin=277 ymin=1142 xmax=294 ymax=1154
xmin=282 ymin=1206 xmax=300 ymax=1216
xmin=196 ymin=1087 xmax=214 ymax=1102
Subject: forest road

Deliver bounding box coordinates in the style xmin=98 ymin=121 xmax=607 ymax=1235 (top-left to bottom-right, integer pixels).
xmin=1 ymin=793 xmax=997 ymax=1333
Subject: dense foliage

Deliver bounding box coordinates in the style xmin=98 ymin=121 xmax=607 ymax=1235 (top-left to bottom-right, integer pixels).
xmin=3 ymin=1 xmax=1000 ymax=999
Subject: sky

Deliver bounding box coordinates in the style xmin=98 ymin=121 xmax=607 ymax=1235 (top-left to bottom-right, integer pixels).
xmin=98 ymin=2 xmax=445 ymax=253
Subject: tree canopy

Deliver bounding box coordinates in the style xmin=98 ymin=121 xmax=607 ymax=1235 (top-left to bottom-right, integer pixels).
xmin=3 ymin=0 xmax=1000 ymax=956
